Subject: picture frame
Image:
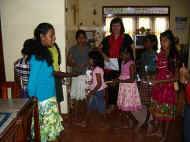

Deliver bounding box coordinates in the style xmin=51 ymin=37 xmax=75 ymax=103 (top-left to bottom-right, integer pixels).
xmin=85 ymin=30 xmax=96 ymax=47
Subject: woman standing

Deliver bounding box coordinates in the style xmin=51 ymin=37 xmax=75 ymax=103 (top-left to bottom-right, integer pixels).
xmin=99 ymin=17 xmax=133 ymax=112
xmin=67 ymin=30 xmax=90 ymax=122
xmin=27 ymin=23 xmax=63 ymax=142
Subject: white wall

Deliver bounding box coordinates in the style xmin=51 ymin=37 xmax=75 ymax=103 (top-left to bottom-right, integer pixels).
xmin=0 ymin=0 xmax=66 ymax=81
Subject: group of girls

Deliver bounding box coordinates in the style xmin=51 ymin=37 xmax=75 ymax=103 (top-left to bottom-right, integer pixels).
xmin=15 ymin=19 xmax=187 ymax=142
xmin=86 ymin=29 xmax=181 ymax=142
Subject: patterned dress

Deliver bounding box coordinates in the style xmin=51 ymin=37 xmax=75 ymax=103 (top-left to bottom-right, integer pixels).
xmin=150 ymin=50 xmax=176 ymax=121
xmin=139 ymin=81 xmax=153 ymax=106
xmin=117 ymin=60 xmax=142 ymax=111
xmin=139 ymin=51 xmax=156 ymax=106
xmin=38 ymin=97 xmax=64 ymax=142
xmin=69 ymin=44 xmax=89 ymax=101
xmin=14 ymin=57 xmax=30 ymax=98
xmin=28 ymin=55 xmax=63 ymax=141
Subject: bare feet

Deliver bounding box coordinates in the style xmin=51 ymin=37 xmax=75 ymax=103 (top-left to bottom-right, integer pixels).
xmin=119 ymin=113 xmax=130 ymax=129
xmin=140 ymin=122 xmax=148 ymax=129
xmin=106 ymin=105 xmax=115 ymax=114
xmin=133 ymin=121 xmax=141 ymax=132
xmin=128 ymin=119 xmax=140 ymax=131
xmin=148 ymin=129 xmax=162 ymax=137
xmin=146 ymin=122 xmax=155 ymax=136
xmin=160 ymin=136 xmax=167 ymax=142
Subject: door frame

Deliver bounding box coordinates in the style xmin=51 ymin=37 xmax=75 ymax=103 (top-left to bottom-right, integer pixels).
xmin=0 ymin=18 xmax=6 ymax=82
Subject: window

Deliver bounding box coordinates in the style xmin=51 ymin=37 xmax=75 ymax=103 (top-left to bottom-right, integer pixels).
xmin=104 ymin=17 xmax=113 ymax=36
xmin=138 ymin=17 xmax=151 ymax=29
xmin=103 ymin=6 xmax=170 ymax=52
xmin=154 ymin=17 xmax=169 ymax=51
xmin=123 ymin=17 xmax=135 ymax=37
xmin=104 ymin=17 xmax=135 ymax=37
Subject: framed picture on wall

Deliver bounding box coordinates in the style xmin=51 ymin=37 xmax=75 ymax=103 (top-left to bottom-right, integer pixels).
xmin=85 ymin=30 xmax=96 ymax=47
xmin=79 ymin=26 xmax=103 ymax=48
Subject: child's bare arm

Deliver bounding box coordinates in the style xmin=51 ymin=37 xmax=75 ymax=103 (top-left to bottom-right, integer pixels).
xmin=99 ymin=44 xmax=109 ymax=61
xmin=67 ymin=53 xmax=79 ymax=67
xmin=88 ymin=73 xmax=102 ymax=95
xmin=54 ymin=71 xmax=79 ymax=78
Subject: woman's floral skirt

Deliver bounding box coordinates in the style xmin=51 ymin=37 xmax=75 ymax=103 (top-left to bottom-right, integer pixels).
xmin=39 ymin=97 xmax=64 ymax=142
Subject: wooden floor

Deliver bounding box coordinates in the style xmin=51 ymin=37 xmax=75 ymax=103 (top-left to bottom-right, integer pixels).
xmin=61 ymin=108 xmax=183 ymax=142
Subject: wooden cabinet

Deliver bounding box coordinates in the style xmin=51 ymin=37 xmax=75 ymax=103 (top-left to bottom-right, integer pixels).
xmin=0 ymin=99 xmax=39 ymax=142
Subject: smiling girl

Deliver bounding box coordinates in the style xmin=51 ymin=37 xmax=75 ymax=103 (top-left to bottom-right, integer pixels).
xmin=149 ymin=30 xmax=179 ymax=142
xmin=27 ymin=23 xmax=63 ymax=142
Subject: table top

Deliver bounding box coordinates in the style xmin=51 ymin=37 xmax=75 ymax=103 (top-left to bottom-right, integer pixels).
xmin=0 ymin=98 xmax=29 ymax=113
xmin=0 ymin=98 xmax=29 ymax=136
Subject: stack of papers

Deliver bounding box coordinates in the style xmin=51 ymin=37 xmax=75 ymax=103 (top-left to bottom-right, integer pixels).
xmin=104 ymin=58 xmax=119 ymax=71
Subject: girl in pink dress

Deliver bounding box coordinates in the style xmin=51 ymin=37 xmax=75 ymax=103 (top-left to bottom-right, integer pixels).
xmin=150 ymin=30 xmax=179 ymax=142
xmin=115 ymin=48 xmax=142 ymax=128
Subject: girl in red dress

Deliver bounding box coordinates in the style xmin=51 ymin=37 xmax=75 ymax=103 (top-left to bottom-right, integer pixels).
xmin=150 ymin=30 xmax=179 ymax=142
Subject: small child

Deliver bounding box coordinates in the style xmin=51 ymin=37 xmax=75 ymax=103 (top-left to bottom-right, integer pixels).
xmin=139 ymin=34 xmax=157 ymax=128
xmin=114 ymin=47 xmax=142 ymax=128
xmin=14 ymin=39 xmax=35 ymax=98
xmin=87 ymin=50 xmax=107 ymax=114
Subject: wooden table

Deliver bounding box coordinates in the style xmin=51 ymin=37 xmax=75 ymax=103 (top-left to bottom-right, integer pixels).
xmin=0 ymin=98 xmax=39 ymax=142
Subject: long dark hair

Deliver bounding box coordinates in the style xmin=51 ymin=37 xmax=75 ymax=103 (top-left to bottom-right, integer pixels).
xmin=110 ymin=17 xmax=125 ymax=34
xmin=31 ymin=23 xmax=53 ymax=66
xmin=75 ymin=29 xmax=87 ymax=39
xmin=151 ymin=34 xmax=158 ymax=52
xmin=88 ymin=50 xmax=104 ymax=68
xmin=21 ymin=38 xmax=37 ymax=62
xmin=143 ymin=34 xmax=158 ymax=52
xmin=160 ymin=30 xmax=179 ymax=73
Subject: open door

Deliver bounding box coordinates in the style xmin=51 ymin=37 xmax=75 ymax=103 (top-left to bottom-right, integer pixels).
xmin=0 ymin=19 xmax=6 ymax=82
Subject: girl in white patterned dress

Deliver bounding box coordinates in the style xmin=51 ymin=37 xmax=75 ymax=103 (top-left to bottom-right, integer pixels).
xmin=114 ymin=48 xmax=142 ymax=128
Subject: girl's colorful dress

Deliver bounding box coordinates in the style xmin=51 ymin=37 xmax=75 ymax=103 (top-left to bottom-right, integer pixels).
xmin=88 ymin=67 xmax=107 ymax=113
xmin=117 ymin=60 xmax=142 ymax=111
xmin=150 ymin=50 xmax=176 ymax=121
xmin=38 ymin=97 xmax=64 ymax=141
xmin=69 ymin=44 xmax=89 ymax=101
xmin=28 ymin=55 xmax=63 ymax=142
xmin=139 ymin=51 xmax=156 ymax=106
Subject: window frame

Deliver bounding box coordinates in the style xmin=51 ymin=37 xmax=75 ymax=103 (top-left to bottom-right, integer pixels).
xmin=102 ymin=6 xmax=170 ymax=34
